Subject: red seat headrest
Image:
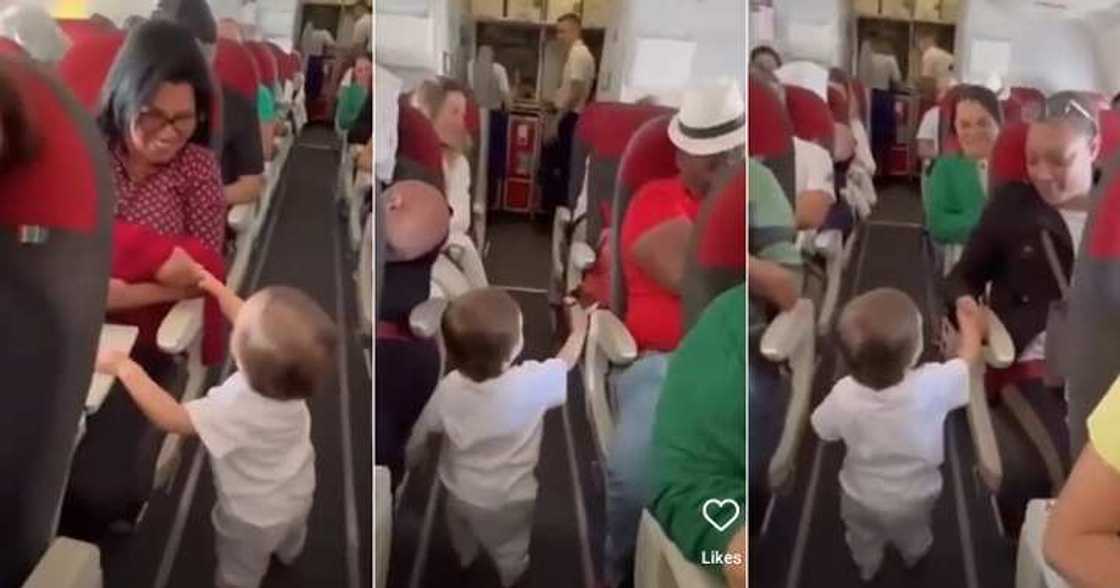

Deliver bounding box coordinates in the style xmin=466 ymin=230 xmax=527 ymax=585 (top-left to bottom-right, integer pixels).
xmin=697 ymin=163 xmax=746 ymax=269
xmin=1099 ymin=110 xmax=1120 ymax=165
xmin=56 ymin=32 xmax=125 ymax=112
xmin=1010 ymin=87 xmax=1045 ymax=121
xmin=264 ymin=42 xmax=289 ymax=80
xmin=1002 ymin=98 xmax=1024 ymax=126
xmin=990 ymin=122 xmax=1030 ymax=189
xmin=246 ymin=42 xmax=277 ymax=86
xmin=617 ymin=115 xmax=677 ymax=197
xmin=0 ymin=56 xmax=104 ymax=232
xmin=576 ymin=102 xmax=675 ymax=159
xmin=828 ymin=86 xmax=850 ymax=124
xmin=56 ymin=18 xmax=112 ymax=45
xmin=785 ymin=85 xmax=834 ymax=149
xmin=214 ymin=39 xmax=260 ymax=101
xmin=396 ymin=97 xmax=444 ymax=181
xmin=748 ymin=76 xmax=793 ymax=158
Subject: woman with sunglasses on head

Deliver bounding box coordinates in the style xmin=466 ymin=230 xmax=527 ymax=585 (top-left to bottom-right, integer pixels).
xmin=944 ymin=91 xmax=1100 ymax=539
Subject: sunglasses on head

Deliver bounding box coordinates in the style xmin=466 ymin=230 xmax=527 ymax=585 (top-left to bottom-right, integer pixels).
xmin=1045 ymin=98 xmax=1098 ymax=135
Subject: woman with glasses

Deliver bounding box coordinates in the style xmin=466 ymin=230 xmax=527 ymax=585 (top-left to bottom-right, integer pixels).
xmin=925 ymin=85 xmax=1002 ymax=268
xmin=59 ymin=20 xmax=227 ymax=539
xmin=944 ymin=91 xmax=1100 ymax=538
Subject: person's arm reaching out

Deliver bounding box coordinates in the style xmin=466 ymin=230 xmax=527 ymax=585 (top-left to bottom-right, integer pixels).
xmin=96 ymin=351 xmax=195 ymax=435
xmin=196 ymin=268 xmax=243 ymax=323
xmin=748 ymin=256 xmax=799 ymax=312
xmin=556 ymin=299 xmax=590 ymax=370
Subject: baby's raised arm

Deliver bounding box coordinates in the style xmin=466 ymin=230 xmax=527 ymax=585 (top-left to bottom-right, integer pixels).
xmin=954 ymin=297 xmax=986 ymax=366
xmin=556 ymin=299 xmax=591 ymax=370
xmin=197 ymin=267 xmax=243 ymax=322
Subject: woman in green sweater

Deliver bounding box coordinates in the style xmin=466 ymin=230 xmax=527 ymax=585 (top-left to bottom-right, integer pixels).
xmin=925 ymin=84 xmax=1002 ymax=246
xmin=336 ymin=53 xmax=372 ymax=132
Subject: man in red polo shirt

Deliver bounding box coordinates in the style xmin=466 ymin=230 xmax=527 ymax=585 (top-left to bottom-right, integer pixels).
xmin=620 ymin=79 xmax=746 ymax=352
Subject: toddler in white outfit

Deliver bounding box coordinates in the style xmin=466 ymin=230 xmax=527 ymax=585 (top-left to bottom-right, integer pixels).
xmin=811 ymin=288 xmax=984 ymax=582
xmin=97 ymin=270 xmax=337 ymax=588
xmin=407 ymin=289 xmax=589 ymax=587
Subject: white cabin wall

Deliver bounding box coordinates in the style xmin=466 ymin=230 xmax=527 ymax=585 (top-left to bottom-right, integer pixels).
xmin=376 ymin=0 xmax=452 ymax=89
xmin=956 ymin=0 xmax=1103 ymax=94
xmin=597 ymin=0 xmax=744 ymax=107
xmin=1084 ymin=12 xmax=1120 ymax=98
xmin=771 ymin=0 xmax=848 ymax=70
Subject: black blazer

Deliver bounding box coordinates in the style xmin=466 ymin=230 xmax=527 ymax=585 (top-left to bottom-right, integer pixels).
xmin=945 ymin=181 xmax=1076 ymax=356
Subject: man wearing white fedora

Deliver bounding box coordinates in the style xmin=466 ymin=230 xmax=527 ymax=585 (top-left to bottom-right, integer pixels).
xmin=603 ymin=78 xmax=744 ymax=588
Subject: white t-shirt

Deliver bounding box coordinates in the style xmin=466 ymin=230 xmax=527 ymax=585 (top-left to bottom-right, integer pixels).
xmin=793 ymin=137 xmax=836 ymax=202
xmin=444 ymin=152 xmax=472 ymax=235
xmin=185 ymin=372 xmax=315 ymax=526
xmin=410 ymin=359 xmax=568 ymax=509
xmin=811 ymin=359 xmax=970 ymax=511
xmin=917 ymin=106 xmax=940 ymax=156
xmin=921 ymin=46 xmax=954 ymax=80
xmin=851 ymin=119 xmax=877 ymax=176
xmin=1020 ymin=209 xmax=1088 ymax=362
xmin=868 ymin=53 xmax=901 ymax=91
xmin=555 ymin=40 xmax=595 ymax=113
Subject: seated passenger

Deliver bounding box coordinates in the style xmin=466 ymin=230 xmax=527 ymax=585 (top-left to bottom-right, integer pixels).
xmin=96 ymin=275 xmax=337 ymax=588
xmin=747 ymin=159 xmax=801 ymax=535
xmin=649 ymin=284 xmax=747 ymax=587
xmin=926 ymin=85 xmax=1001 ymax=247
xmin=159 ymin=0 xmax=265 ymax=207
xmin=812 ymin=289 xmax=983 ymax=581
xmin=375 ymin=180 xmax=450 ymax=484
xmin=0 ymin=3 xmax=70 ymax=65
xmin=406 ymin=291 xmax=588 ymax=588
xmin=411 ymin=76 xmax=474 ymax=236
xmin=946 ymin=92 xmax=1099 ymax=535
xmin=753 ymin=66 xmax=835 ymax=229
xmin=749 ymin=45 xmax=782 ymax=74
xmin=1045 ymin=374 xmax=1120 ymax=585
xmin=604 ymin=80 xmax=744 ymax=587
xmin=60 ymin=20 xmax=226 ymax=539
xmin=336 ymin=52 xmax=372 ymax=132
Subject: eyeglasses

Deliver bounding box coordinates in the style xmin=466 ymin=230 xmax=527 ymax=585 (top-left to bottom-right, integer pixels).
xmin=136 ymin=108 xmax=199 ymax=137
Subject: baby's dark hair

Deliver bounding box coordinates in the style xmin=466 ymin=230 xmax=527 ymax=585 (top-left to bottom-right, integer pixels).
xmin=836 ymin=288 xmax=922 ymax=390
xmin=441 ymin=287 xmax=522 ymax=383
xmin=237 ymin=286 xmax=338 ymax=400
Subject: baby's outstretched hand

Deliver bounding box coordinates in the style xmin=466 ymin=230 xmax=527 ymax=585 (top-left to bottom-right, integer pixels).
xmin=95 ymin=350 xmax=130 ymax=376
xmin=565 ymin=298 xmax=591 ymax=335
xmin=195 ymin=267 xmax=225 ymax=296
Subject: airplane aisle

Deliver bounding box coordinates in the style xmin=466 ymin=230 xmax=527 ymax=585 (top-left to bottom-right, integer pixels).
xmin=101 ymin=127 xmax=372 ymax=588
xmin=752 ymin=185 xmax=1017 ymax=588
xmin=389 ymin=215 xmax=603 ymax=588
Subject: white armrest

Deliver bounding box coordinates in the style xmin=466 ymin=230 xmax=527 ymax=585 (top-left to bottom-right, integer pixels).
xmin=762 ymin=299 xmax=817 ymax=492
xmin=968 ymin=363 xmax=1003 ymax=493
xmin=21 ymin=537 xmax=101 ymax=588
xmin=227 ymin=203 xmax=255 ymax=233
xmin=760 ymin=299 xmax=814 ymax=362
xmin=1016 ymin=499 xmax=1069 ymax=588
xmin=86 ymin=324 xmax=140 ymax=413
xmin=444 ymin=232 xmax=489 ymax=290
xmin=634 ymin=510 xmax=723 ymax=588
xmin=591 ymin=309 xmax=638 ymax=365
xmin=409 ymin=298 xmax=448 ymax=339
xmin=984 ymin=308 xmax=1015 ymax=369
xmin=375 ymin=466 xmax=392 ymax=588
xmin=570 ymin=242 xmax=597 ymax=272
xmin=814 ymin=229 xmax=843 ymax=259
xmin=552 ymin=206 xmax=572 ymax=284
xmin=157 ymin=298 xmax=205 ymax=355
xmin=816 ymin=230 xmax=846 ymax=335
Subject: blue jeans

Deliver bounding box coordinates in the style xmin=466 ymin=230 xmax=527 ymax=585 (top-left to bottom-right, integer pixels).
xmin=604 ymin=353 xmax=670 ymax=587
xmin=749 ymin=345 xmax=787 ymax=536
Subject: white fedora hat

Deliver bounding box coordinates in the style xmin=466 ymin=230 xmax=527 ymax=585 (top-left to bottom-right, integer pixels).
xmin=668 ymin=78 xmax=746 ymax=156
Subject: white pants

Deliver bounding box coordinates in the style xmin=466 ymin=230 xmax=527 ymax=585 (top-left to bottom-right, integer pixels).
xmin=840 ymin=490 xmax=936 ymax=579
xmin=212 ymin=503 xmax=309 ymax=588
xmin=444 ymin=488 xmax=534 ymax=587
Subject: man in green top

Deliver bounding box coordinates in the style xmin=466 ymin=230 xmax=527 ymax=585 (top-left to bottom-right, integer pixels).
xmin=650 ymin=283 xmax=747 ymax=584
xmin=336 ymin=53 xmax=372 ymax=132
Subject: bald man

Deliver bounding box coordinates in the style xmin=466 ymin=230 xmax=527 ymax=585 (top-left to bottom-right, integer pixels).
xmin=376 ymin=179 xmax=449 ymax=486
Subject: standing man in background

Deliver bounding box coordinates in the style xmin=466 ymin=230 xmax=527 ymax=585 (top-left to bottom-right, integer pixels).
xmin=918 ymin=32 xmax=954 ymax=81
xmin=539 ymin=12 xmax=595 ymax=217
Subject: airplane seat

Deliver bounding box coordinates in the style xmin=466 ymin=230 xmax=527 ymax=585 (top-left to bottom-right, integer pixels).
xmin=0 ymin=54 xmax=114 ymax=587
xmin=554 ymin=102 xmax=673 ymax=307
xmin=55 ymin=32 xmax=125 ymax=111
xmin=1097 ymin=109 xmax=1120 ymax=166
xmin=214 ymin=39 xmax=263 ymax=260
xmin=990 ymin=121 xmax=1031 ymax=192
xmin=1002 ymin=98 xmax=1025 ymax=126
xmin=748 ymin=74 xmax=796 ymax=203
xmin=583 ymin=113 xmax=675 ymax=459
xmin=633 ymin=510 xmax=722 ymax=588
xmin=1010 ymin=87 xmax=1046 ymax=122
xmin=0 ymin=36 xmax=28 ymax=57
xmin=681 ymin=161 xmax=746 ymax=331
xmin=55 ymin=18 xmax=112 ymax=45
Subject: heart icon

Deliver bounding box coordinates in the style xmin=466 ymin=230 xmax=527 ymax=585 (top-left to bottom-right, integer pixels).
xmin=702 ymin=499 xmax=741 ymax=532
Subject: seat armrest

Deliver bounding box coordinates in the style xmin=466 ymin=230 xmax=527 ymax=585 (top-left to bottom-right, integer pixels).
xmin=552 ymin=207 xmax=572 ymax=282
xmin=570 ymin=242 xmax=597 ymax=272
xmin=409 ymin=298 xmax=448 ymax=339
xmin=590 ymin=309 xmax=637 ymax=365
xmin=968 ymin=363 xmax=1003 ymax=492
xmin=157 ymin=298 xmax=205 ymax=354
xmin=984 ymin=308 xmax=1015 ymax=368
xmin=21 ymin=537 xmax=101 ymax=588
xmin=760 ymin=299 xmax=814 ymax=362
xmin=227 ymin=203 xmax=255 ymax=233
xmin=87 ymin=324 xmax=140 ymax=413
